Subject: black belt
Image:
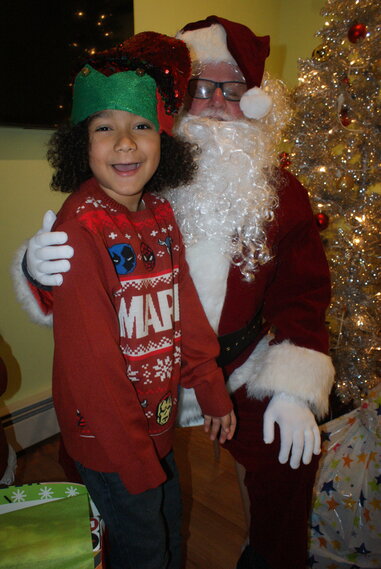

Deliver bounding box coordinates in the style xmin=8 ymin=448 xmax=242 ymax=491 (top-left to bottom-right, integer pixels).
xmin=217 ymin=310 xmax=263 ymax=367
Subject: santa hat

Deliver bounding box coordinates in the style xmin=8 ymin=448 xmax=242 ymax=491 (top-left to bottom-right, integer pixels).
xmin=71 ymin=31 xmax=191 ymax=135
xmin=177 ymin=15 xmax=272 ymax=119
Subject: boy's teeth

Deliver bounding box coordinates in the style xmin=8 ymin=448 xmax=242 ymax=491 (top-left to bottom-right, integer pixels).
xmin=114 ymin=163 xmax=138 ymax=172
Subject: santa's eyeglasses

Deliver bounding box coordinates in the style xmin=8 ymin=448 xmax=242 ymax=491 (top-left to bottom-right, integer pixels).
xmin=188 ymin=78 xmax=247 ymax=101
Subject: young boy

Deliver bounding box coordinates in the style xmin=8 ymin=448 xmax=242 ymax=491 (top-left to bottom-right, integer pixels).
xmin=27 ymin=32 xmax=235 ymax=569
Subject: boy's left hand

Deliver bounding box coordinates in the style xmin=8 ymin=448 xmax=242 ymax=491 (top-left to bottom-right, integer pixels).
xmin=204 ymin=410 xmax=237 ymax=444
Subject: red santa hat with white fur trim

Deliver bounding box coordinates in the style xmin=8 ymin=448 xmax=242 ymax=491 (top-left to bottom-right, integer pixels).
xmin=176 ymin=15 xmax=272 ymax=119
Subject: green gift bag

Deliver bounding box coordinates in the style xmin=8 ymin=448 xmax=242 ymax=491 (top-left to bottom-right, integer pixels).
xmin=0 ymin=482 xmax=103 ymax=569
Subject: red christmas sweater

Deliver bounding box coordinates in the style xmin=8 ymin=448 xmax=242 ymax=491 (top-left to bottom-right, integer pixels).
xmin=42 ymin=178 xmax=231 ymax=494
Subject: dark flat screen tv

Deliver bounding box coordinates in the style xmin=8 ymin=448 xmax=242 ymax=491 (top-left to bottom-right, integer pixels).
xmin=0 ymin=0 xmax=133 ymax=128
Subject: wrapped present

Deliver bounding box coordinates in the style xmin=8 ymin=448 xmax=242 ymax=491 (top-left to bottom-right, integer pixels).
xmin=0 ymin=482 xmax=103 ymax=569
xmin=308 ymin=386 xmax=381 ymax=568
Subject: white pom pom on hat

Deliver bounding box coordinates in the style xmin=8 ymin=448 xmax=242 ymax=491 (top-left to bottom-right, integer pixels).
xmin=240 ymin=87 xmax=273 ymax=119
xmin=177 ymin=15 xmax=273 ymax=119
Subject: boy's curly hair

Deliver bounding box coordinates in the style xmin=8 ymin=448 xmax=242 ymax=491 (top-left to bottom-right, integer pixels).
xmin=47 ymin=120 xmax=198 ymax=194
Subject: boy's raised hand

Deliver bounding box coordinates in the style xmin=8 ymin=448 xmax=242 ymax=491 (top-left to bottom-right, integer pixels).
xmin=26 ymin=210 xmax=74 ymax=286
xmin=204 ymin=410 xmax=237 ymax=444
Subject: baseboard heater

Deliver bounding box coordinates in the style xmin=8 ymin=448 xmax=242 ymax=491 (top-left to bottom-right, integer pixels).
xmin=1 ymin=397 xmax=59 ymax=452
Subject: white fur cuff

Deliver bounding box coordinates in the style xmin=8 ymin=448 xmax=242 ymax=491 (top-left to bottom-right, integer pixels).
xmin=227 ymin=336 xmax=335 ymax=419
xmin=11 ymin=242 xmax=53 ymax=327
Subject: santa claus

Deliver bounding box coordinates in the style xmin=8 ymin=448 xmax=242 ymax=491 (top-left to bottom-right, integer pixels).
xmin=13 ymin=16 xmax=335 ymax=569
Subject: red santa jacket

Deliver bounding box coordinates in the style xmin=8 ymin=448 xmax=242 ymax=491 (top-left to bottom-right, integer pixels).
xmin=178 ymin=170 xmax=335 ymax=424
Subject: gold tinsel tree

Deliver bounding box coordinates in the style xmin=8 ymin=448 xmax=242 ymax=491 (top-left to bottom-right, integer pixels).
xmin=282 ymin=0 xmax=381 ymax=409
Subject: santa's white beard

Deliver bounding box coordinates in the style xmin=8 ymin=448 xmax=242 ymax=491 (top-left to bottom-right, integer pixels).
xmin=162 ymin=114 xmax=278 ymax=279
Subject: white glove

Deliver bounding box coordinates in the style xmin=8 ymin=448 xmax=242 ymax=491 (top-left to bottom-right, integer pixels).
xmin=263 ymin=392 xmax=321 ymax=469
xmin=26 ymin=210 xmax=73 ymax=287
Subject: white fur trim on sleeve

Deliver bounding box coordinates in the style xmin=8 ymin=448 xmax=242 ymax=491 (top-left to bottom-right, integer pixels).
xmin=227 ymin=336 xmax=335 ymax=419
xmin=239 ymin=87 xmax=273 ymax=119
xmin=11 ymin=242 xmax=53 ymax=327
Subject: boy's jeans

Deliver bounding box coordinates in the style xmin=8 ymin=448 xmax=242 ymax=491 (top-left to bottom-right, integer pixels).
xmin=76 ymin=451 xmax=182 ymax=569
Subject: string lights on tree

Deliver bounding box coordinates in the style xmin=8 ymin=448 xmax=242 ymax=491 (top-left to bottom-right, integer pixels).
xmin=281 ymin=0 xmax=380 ymax=409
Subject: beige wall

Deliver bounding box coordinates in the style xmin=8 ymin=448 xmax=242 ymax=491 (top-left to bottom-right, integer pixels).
xmin=134 ymin=0 xmax=326 ymax=86
xmin=134 ymin=0 xmax=284 ymax=77
xmin=0 ymin=0 xmax=324 ymax=422
xmin=0 ymin=129 xmax=66 ymax=415
xmin=278 ymin=0 xmax=326 ymax=85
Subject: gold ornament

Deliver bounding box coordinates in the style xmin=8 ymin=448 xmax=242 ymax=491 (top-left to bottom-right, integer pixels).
xmin=337 ymin=174 xmax=355 ymax=191
xmin=312 ymin=44 xmax=331 ymax=62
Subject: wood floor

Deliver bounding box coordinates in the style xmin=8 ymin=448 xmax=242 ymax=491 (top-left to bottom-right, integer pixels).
xmin=14 ymin=425 xmax=247 ymax=569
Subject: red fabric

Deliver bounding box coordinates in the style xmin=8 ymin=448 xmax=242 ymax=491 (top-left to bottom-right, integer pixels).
xmin=219 ymin=169 xmax=331 ymax=379
xmin=156 ymin=89 xmax=174 ymax=135
xmin=226 ymin=387 xmax=319 ymax=569
xmin=180 ymin=15 xmax=270 ymax=88
xmin=115 ymin=32 xmax=191 ymax=116
xmin=47 ymin=179 xmax=231 ymax=494
xmin=218 ymin=170 xmax=330 ymax=569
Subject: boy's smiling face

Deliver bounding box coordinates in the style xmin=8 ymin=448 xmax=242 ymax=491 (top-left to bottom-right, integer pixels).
xmin=88 ymin=109 xmax=160 ymax=211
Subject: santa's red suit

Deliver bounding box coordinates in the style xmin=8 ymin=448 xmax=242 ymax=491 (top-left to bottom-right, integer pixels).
xmin=175 ymin=164 xmax=333 ymax=427
xmin=171 ymin=158 xmax=334 ymax=569
xmin=170 ymin=16 xmax=335 ymax=569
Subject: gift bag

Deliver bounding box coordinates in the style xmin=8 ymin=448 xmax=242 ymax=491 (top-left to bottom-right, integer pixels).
xmin=0 ymin=482 xmax=103 ymax=569
xmin=308 ymin=386 xmax=381 ymax=568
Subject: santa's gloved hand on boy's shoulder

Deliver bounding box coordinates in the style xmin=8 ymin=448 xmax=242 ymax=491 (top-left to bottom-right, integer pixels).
xmin=26 ymin=210 xmax=73 ymax=287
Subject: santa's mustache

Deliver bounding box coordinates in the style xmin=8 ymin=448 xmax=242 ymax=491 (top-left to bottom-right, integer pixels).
xmin=195 ymin=108 xmax=238 ymax=121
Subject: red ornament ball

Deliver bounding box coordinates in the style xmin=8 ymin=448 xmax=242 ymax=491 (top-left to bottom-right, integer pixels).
xmin=315 ymin=212 xmax=329 ymax=231
xmin=348 ymin=23 xmax=367 ymax=43
xmin=340 ymin=107 xmax=351 ymax=127
xmin=278 ymin=152 xmax=291 ymax=168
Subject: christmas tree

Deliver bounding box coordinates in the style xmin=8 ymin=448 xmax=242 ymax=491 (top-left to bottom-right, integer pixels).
xmin=282 ymin=0 xmax=380 ymax=410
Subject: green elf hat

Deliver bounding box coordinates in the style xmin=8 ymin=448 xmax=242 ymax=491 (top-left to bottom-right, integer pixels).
xmin=70 ymin=31 xmax=191 ymax=135
xmin=71 ymin=66 xmax=159 ymax=128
